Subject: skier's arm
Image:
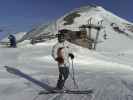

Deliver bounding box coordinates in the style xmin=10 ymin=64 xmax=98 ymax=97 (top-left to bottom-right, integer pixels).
xmin=51 ymin=44 xmax=58 ymax=60
xmin=67 ymin=43 xmax=75 ymax=59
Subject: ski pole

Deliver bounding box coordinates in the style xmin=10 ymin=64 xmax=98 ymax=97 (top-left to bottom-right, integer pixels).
xmin=71 ymin=59 xmax=79 ymax=89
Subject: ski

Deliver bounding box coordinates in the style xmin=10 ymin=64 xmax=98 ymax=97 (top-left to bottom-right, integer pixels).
xmin=39 ymin=89 xmax=93 ymax=94
xmin=4 ymin=66 xmax=54 ymax=92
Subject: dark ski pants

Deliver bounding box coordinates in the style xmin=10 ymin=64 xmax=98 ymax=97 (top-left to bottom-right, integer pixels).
xmin=10 ymin=40 xmax=16 ymax=48
xmin=56 ymin=67 xmax=69 ymax=90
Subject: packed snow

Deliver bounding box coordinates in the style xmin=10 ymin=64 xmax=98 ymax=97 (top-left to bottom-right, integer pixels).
xmin=0 ymin=38 xmax=133 ymax=100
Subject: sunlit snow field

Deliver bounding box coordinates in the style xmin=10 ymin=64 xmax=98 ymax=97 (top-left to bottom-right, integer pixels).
xmin=0 ymin=39 xmax=133 ymax=100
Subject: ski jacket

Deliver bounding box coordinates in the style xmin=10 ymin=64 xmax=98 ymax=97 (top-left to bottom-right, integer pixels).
xmin=52 ymin=41 xmax=72 ymax=67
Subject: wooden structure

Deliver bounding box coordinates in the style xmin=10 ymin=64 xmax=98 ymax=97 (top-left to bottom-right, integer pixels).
xmin=30 ymin=33 xmax=55 ymax=44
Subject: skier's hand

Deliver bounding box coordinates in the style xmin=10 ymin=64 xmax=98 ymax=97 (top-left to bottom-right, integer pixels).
xmin=69 ymin=53 xmax=74 ymax=59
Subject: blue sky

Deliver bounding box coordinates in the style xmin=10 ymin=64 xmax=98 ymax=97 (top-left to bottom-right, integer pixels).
xmin=0 ymin=0 xmax=132 ymax=39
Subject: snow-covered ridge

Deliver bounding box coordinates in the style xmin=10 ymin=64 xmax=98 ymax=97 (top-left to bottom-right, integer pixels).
xmin=18 ymin=5 xmax=133 ymax=53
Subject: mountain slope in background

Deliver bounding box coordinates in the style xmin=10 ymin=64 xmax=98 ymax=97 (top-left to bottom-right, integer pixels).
xmin=18 ymin=5 xmax=133 ymax=67
xmin=21 ymin=5 xmax=133 ymax=52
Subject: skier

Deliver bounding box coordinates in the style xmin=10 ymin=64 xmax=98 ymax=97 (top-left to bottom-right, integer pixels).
xmin=8 ymin=34 xmax=17 ymax=48
xmin=52 ymin=30 xmax=74 ymax=90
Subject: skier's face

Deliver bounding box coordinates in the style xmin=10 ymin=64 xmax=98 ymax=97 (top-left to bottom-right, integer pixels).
xmin=58 ymin=36 xmax=65 ymax=43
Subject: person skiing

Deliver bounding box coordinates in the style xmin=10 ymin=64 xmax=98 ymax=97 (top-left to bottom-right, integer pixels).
xmin=52 ymin=30 xmax=74 ymax=90
xmin=8 ymin=34 xmax=17 ymax=48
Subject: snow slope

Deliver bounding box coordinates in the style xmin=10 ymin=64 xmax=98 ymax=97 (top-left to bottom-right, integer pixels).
xmin=0 ymin=39 xmax=133 ymax=100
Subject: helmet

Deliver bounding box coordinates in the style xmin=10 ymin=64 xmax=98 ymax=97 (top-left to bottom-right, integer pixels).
xmin=58 ymin=29 xmax=69 ymax=33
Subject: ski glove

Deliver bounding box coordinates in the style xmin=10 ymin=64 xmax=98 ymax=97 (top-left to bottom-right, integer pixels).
xmin=69 ymin=53 xmax=74 ymax=59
